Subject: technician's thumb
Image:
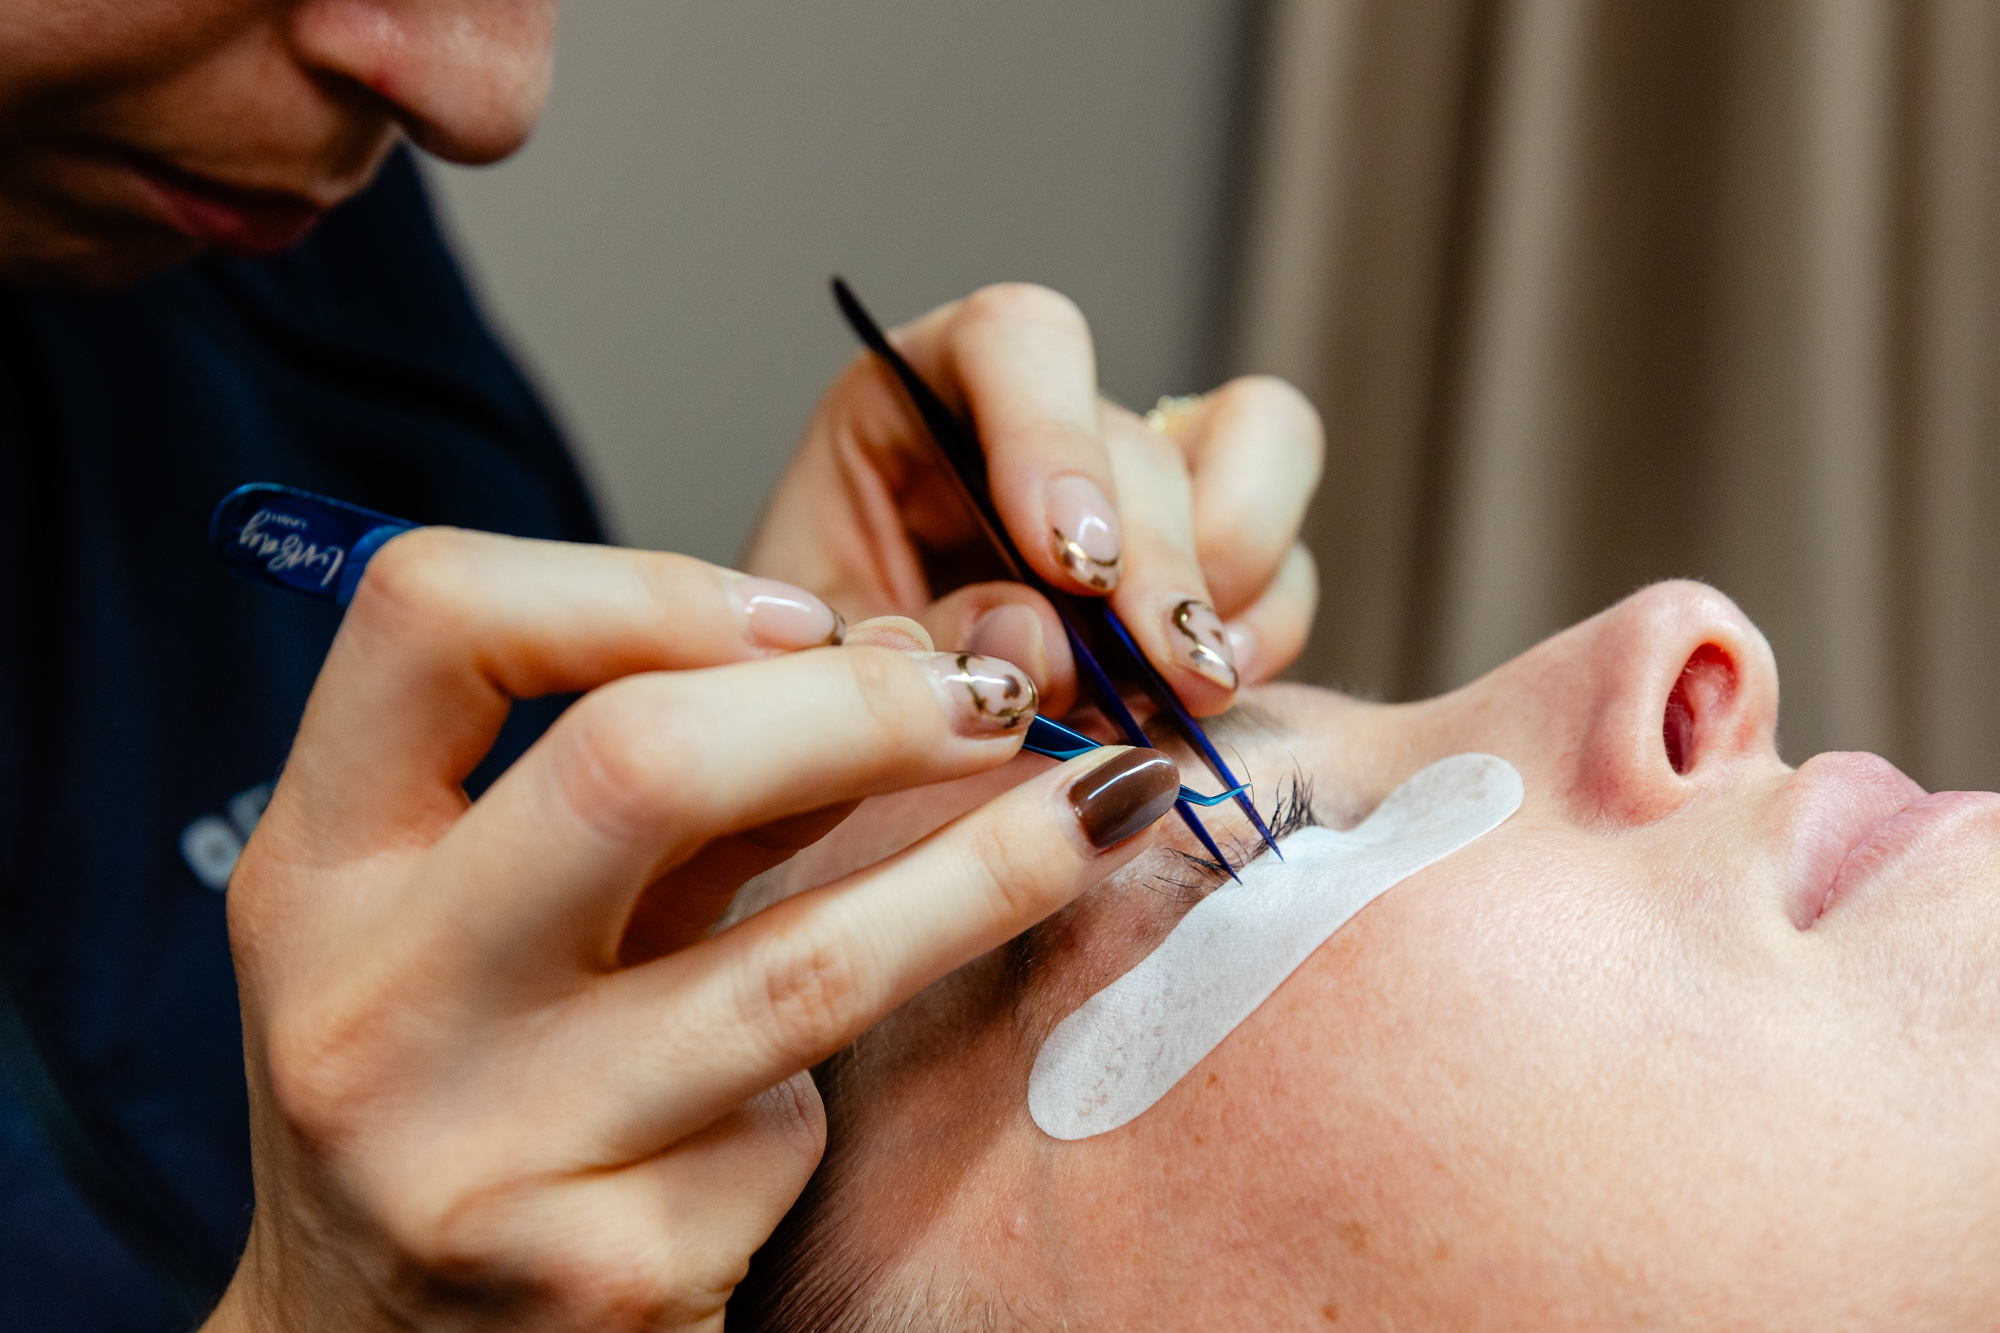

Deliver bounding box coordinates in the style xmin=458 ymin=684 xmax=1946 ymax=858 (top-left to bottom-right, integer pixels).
xmin=923 ymin=584 xmax=1074 ymax=718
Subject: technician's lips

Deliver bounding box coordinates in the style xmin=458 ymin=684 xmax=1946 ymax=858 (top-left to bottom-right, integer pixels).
xmin=1782 ymin=751 xmax=1926 ymax=927
xmin=122 ymin=151 xmax=329 ymax=256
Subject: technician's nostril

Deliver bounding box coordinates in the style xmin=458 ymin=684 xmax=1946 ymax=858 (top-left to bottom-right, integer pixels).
xmin=1664 ymin=681 xmax=1694 ymax=774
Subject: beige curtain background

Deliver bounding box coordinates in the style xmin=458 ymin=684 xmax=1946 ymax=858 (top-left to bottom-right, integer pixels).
xmin=1226 ymin=0 xmax=2000 ymax=790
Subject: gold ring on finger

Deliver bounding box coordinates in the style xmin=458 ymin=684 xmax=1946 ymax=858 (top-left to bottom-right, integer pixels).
xmin=1145 ymin=393 xmax=1205 ymax=434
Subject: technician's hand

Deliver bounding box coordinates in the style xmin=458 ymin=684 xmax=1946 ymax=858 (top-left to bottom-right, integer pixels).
xmin=742 ymin=283 xmax=1323 ymax=719
xmin=200 ymin=530 xmax=1178 ymax=1333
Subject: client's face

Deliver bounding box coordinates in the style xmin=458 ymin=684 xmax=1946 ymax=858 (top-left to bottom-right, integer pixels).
xmin=751 ymin=581 xmax=2000 ymax=1330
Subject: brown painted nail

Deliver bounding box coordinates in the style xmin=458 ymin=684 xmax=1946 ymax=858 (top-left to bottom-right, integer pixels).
xmin=922 ymin=652 xmax=1038 ymax=737
xmin=1068 ymin=748 xmax=1180 ymax=850
xmin=1167 ymin=599 xmax=1237 ymax=690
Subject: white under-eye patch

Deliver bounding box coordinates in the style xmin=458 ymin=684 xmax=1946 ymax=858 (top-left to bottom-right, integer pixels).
xmin=1028 ymin=753 xmax=1522 ymax=1140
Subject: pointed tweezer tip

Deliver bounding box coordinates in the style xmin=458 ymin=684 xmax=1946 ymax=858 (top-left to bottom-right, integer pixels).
xmin=1175 ymin=801 xmax=1242 ymax=884
xmin=1237 ymin=794 xmax=1284 ymax=861
xmin=831 ymin=277 xmax=892 ymax=356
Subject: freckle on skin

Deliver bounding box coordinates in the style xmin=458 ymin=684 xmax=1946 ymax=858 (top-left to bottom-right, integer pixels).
xmin=1335 ymin=1222 xmax=1368 ymax=1255
xmin=1321 ymin=1303 xmax=1340 ymax=1322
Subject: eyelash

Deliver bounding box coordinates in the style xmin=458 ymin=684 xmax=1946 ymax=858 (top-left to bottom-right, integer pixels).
xmin=1150 ymin=770 xmax=1321 ymax=899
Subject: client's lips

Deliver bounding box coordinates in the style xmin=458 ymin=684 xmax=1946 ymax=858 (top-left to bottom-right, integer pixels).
xmin=1783 ymin=751 xmax=1929 ymax=927
xmin=121 ymin=151 xmax=327 ymax=257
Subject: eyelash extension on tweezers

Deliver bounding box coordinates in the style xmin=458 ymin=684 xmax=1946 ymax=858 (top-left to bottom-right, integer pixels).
xmin=1154 ymin=772 xmax=1322 ymax=900
xmin=831 ymin=278 xmax=1282 ymax=878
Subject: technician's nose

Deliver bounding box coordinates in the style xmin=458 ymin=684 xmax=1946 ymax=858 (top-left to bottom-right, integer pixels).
xmin=1502 ymin=580 xmax=1780 ymax=826
xmin=289 ymin=0 xmax=559 ymax=164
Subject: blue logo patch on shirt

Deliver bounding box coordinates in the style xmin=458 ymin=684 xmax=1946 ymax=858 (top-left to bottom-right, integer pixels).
xmin=179 ymin=782 xmax=273 ymax=892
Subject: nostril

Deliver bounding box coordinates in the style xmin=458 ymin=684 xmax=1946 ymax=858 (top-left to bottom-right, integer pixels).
xmin=1664 ymin=683 xmax=1694 ymax=774
xmin=1662 ymin=644 xmax=1736 ymax=776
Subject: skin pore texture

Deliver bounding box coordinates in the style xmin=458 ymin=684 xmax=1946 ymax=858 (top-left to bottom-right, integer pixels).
xmin=732 ymin=581 xmax=2000 ymax=1332
xmin=0 ymin=0 xmax=555 ymax=286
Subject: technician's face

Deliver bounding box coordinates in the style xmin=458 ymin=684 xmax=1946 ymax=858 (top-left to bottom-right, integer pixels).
xmin=0 ymin=0 xmax=557 ymax=286
xmin=780 ymin=580 xmax=2000 ymax=1329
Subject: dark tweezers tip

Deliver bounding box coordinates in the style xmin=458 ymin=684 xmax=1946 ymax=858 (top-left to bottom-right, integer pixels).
xmin=832 ymin=277 xmax=892 ymax=356
xmin=1179 ymin=800 xmax=1242 ymax=883
xmin=831 ymin=278 xmax=1258 ymax=874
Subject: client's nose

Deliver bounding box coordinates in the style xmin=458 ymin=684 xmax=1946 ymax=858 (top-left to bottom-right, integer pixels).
xmin=1520 ymin=580 xmax=1780 ymax=825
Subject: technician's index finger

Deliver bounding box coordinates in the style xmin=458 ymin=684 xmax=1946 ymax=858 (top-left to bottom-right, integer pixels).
xmin=890 ymin=284 xmax=1124 ymax=599
xmin=277 ymin=529 xmax=843 ymax=863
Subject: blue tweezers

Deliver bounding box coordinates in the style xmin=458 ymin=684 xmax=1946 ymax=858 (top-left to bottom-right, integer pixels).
xmin=1022 ymin=716 xmax=1248 ymax=808
xmin=207 ymin=280 xmax=1283 ymax=878
xmin=205 ymin=488 xmax=1256 ymax=817
xmin=832 ymin=279 xmax=1280 ymax=876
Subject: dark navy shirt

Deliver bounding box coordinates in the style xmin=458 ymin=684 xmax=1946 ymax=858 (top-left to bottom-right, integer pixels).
xmin=0 ymin=148 xmax=601 ymax=1327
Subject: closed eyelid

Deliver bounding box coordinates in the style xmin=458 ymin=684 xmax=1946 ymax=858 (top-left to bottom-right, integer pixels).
xmin=1151 ymin=768 xmax=1323 ymax=894
xmin=1002 ymin=711 xmax=1321 ymax=1019
xmin=1001 ymin=770 xmax=1324 ymax=1044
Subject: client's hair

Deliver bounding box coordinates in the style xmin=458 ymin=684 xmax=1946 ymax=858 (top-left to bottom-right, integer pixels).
xmin=726 ymin=1044 xmax=880 ymax=1331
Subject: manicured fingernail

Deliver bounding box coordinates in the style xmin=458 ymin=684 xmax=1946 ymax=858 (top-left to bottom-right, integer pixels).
xmin=1167 ymin=599 xmax=1237 ymax=690
xmin=963 ymin=604 xmax=1047 ymax=680
xmin=1225 ymin=624 xmax=1257 ymax=683
xmin=732 ymin=578 xmax=843 ymax=650
xmin=922 ymin=652 xmax=1038 ymax=737
xmin=1068 ymin=748 xmax=1180 ymax=850
xmin=1046 ymin=474 xmax=1121 ymax=592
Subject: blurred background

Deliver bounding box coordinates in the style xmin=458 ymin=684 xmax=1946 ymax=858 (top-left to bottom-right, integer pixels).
xmin=427 ymin=0 xmax=1248 ymax=559
xmin=430 ymin=0 xmax=2000 ymax=792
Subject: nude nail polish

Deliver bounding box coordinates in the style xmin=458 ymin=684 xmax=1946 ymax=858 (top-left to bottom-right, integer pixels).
xmin=1166 ymin=599 xmax=1237 ymax=690
xmin=922 ymin=652 xmax=1039 ymax=736
xmin=1225 ymin=624 xmax=1257 ymax=685
xmin=732 ymin=578 xmax=844 ymax=650
xmin=1046 ymin=474 xmax=1121 ymax=592
xmin=1068 ymin=748 xmax=1179 ymax=850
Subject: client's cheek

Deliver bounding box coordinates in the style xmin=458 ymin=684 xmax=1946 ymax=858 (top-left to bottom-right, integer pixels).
xmin=1023 ymin=850 xmax=1549 ymax=1321
xmin=830 ymin=964 xmax=1049 ymax=1266
xmin=1029 ymin=756 xmax=1523 ymax=1141
xmin=1012 ymin=861 xmax=1196 ymax=1038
